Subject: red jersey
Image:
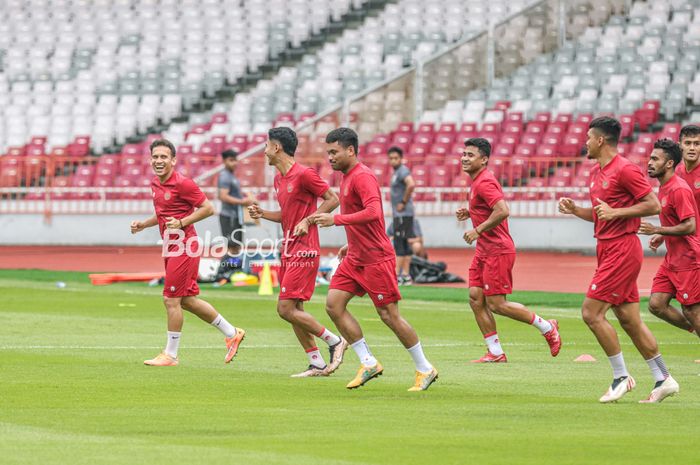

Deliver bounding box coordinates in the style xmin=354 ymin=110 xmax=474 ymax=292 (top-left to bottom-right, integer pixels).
xmin=468 ymin=169 xmax=515 ymax=256
xmin=589 ymin=155 xmax=653 ymax=240
xmin=658 ymin=174 xmax=700 ymax=271
xmin=151 ymin=171 xmax=207 ymax=239
xmin=333 ymin=163 xmax=395 ymax=265
xmin=675 ymin=162 xmax=700 ymax=214
xmin=274 ymin=162 xmax=329 ymax=259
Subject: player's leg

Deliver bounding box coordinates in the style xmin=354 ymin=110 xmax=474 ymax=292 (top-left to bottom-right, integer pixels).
xmin=469 ymin=286 xmax=506 ymax=362
xmin=581 ymin=297 xmax=636 ymax=402
xmin=613 ymin=302 xmax=679 ymax=403
xmin=681 ymin=303 xmax=700 ymax=336
xmin=649 ymin=293 xmax=693 ymax=331
xmin=181 ymin=296 xmax=245 ymax=363
xmin=144 ymin=296 xmax=183 ymax=366
xmin=280 ymin=299 xmax=330 ymax=376
xmin=649 ymin=266 xmax=694 ymax=332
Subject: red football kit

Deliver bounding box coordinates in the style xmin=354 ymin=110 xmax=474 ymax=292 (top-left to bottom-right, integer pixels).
xmin=650 ymin=174 xmax=700 ymax=305
xmin=274 ymin=162 xmax=330 ymax=301
xmin=330 ymin=163 xmax=400 ymax=306
xmin=467 ymin=169 xmax=516 ymax=296
xmin=151 ymin=171 xmax=207 ymax=298
xmin=587 ymin=155 xmax=652 ymax=305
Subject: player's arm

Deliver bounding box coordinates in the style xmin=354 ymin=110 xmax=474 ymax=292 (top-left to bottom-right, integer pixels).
xmin=397 ymin=175 xmax=415 ymax=212
xmin=130 ymin=215 xmax=158 ymax=234
xmin=463 ymin=200 xmax=508 ymax=244
xmin=248 ymin=203 xmax=282 ymax=223
xmin=558 ymin=197 xmax=594 ymax=222
xmin=295 ymin=189 xmax=339 ymax=236
xmin=594 ymin=192 xmax=660 ymax=221
xmin=218 ymin=188 xmax=254 ymax=207
xmin=640 ymin=217 xmax=696 ymax=236
xmin=166 ymin=200 xmax=215 ymax=229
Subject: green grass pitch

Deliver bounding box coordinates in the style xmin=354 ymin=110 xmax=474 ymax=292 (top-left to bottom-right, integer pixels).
xmin=1 ymin=270 xmax=698 ymax=465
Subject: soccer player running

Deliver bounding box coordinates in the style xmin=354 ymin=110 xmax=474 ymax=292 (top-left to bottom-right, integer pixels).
xmin=309 ymin=128 xmax=438 ymax=391
xmin=247 ymin=127 xmax=347 ymax=377
xmin=640 ymin=139 xmax=700 ymax=341
xmin=558 ymin=117 xmax=678 ymax=403
xmin=647 ymin=125 xmax=700 ymax=336
xmin=457 ymin=138 xmax=562 ymax=363
xmin=388 ymin=146 xmax=416 ymax=285
xmin=131 ymin=139 xmax=245 ymax=366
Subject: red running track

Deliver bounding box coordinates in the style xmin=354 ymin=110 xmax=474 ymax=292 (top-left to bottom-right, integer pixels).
xmin=0 ymin=246 xmax=664 ymax=294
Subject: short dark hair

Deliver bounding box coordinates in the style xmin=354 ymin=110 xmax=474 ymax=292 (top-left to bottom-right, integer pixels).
xmin=654 ymin=138 xmax=682 ymax=167
xmin=221 ymin=149 xmax=238 ymax=160
xmin=326 ymin=127 xmax=359 ymax=155
xmin=150 ymin=138 xmax=176 ymax=157
xmin=589 ymin=116 xmax=621 ymax=146
xmin=268 ymin=127 xmax=298 ymax=156
xmin=387 ymin=146 xmax=403 ymax=158
xmin=464 ymin=137 xmax=491 ymax=157
xmin=679 ymin=124 xmax=700 ymax=141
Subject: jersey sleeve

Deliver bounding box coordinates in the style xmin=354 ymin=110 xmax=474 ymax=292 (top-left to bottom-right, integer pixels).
xmin=480 ymin=178 xmax=505 ymax=208
xmin=302 ymin=167 xmax=330 ymax=198
xmin=620 ymin=164 xmax=653 ymax=200
xmin=180 ymin=178 xmax=208 ymax=207
xmin=672 ymin=187 xmax=698 ymax=222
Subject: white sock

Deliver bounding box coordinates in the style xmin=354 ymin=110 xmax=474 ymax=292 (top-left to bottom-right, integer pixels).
xmin=351 ymin=338 xmax=378 ymax=367
xmin=306 ymin=346 xmax=326 ymax=369
xmin=646 ymin=354 xmax=669 ymax=382
xmin=211 ymin=314 xmax=236 ymax=338
xmin=484 ymin=332 xmax=504 ymax=356
xmin=530 ymin=314 xmax=553 ymax=334
xmin=407 ymin=342 xmax=433 ymax=373
xmin=317 ymin=326 xmax=341 ymax=346
xmin=165 ymin=331 xmax=181 ymax=358
xmin=608 ymin=352 xmax=629 ymax=379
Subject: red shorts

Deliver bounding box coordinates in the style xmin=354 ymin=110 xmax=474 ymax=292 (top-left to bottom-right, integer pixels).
xmin=330 ymin=258 xmax=401 ymax=306
xmin=587 ymin=234 xmax=642 ymax=305
xmin=469 ymin=253 xmax=514 ymax=296
xmin=163 ymin=254 xmax=200 ymax=298
xmin=651 ymin=265 xmax=700 ymax=306
xmin=278 ymin=257 xmax=320 ymax=301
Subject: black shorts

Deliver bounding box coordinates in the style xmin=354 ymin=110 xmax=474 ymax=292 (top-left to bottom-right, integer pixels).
xmin=393 ymin=216 xmax=414 ymax=256
xmin=220 ymin=215 xmax=243 ymax=246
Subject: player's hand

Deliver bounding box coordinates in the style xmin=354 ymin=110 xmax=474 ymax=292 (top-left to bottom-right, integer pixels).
xmin=243 ymin=193 xmax=257 ymax=207
xmin=165 ymin=217 xmax=183 ymax=229
xmin=337 ymin=244 xmax=348 ymax=260
xmin=397 ymin=202 xmax=405 ymax=212
xmin=638 ymin=221 xmax=658 ymax=235
xmin=456 ymin=207 xmax=470 ymax=221
xmin=649 ymin=234 xmax=664 ymax=252
xmin=594 ymin=198 xmax=616 ymax=221
xmin=293 ymin=218 xmax=310 ymax=236
xmin=130 ymin=220 xmax=145 ymax=234
xmin=558 ymin=197 xmax=577 ymax=215
xmin=463 ymin=229 xmax=479 ymax=245
xmin=309 ymin=213 xmax=334 ymax=227
xmin=248 ymin=203 xmax=264 ymax=219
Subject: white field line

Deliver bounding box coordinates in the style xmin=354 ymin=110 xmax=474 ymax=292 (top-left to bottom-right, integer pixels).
xmin=0 ymin=340 xmax=697 ymax=351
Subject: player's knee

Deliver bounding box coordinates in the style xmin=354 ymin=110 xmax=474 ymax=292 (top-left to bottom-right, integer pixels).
xmin=163 ymin=297 xmax=181 ymax=311
xmin=485 ymin=299 xmax=505 ymax=315
xmin=277 ymin=301 xmax=295 ymax=321
xmin=376 ymin=308 xmax=394 ymax=326
xmin=325 ymin=301 xmax=342 ymax=319
xmin=647 ymin=297 xmax=664 ymax=316
xmin=581 ymin=306 xmax=601 ymax=326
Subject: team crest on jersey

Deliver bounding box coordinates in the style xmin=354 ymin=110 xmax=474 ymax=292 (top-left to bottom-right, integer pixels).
xmin=344 ymin=187 xmax=349 ymax=196
xmin=164 ymin=192 xmax=171 ymax=200
xmin=602 ymin=181 xmax=609 ymax=189
xmin=661 ymin=198 xmax=668 ymax=207
xmin=287 ymin=184 xmax=293 ymax=193
xmin=695 ymin=181 xmax=700 ymax=189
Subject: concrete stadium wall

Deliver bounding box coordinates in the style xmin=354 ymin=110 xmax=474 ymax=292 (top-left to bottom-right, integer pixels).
xmin=0 ymin=214 xmax=601 ymax=251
